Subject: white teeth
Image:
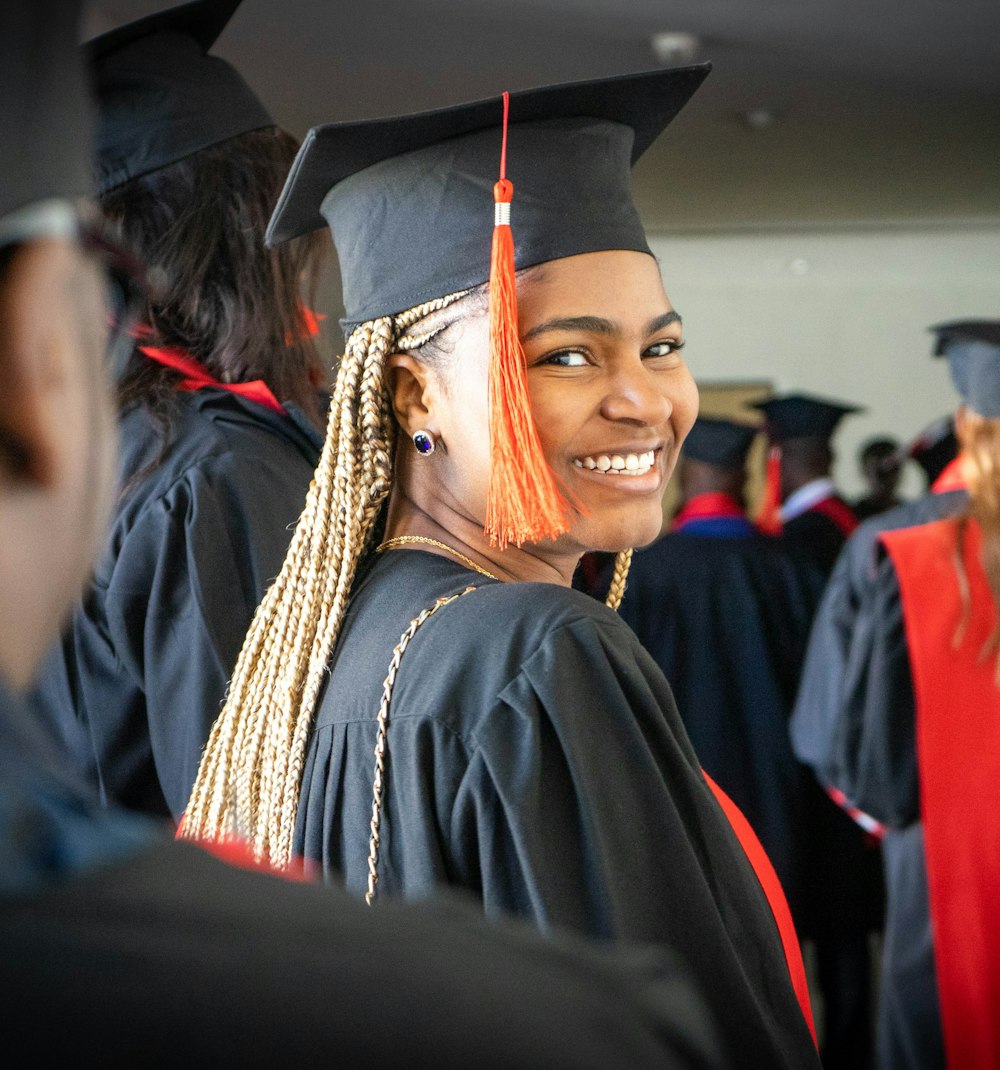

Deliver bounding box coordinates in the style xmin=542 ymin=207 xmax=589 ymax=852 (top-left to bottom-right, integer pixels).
xmin=575 ymin=449 xmax=657 ymax=476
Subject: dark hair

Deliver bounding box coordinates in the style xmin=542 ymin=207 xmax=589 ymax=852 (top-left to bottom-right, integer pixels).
xmin=101 ymin=126 xmax=328 ymax=440
xmin=858 ymin=436 xmax=899 ymax=465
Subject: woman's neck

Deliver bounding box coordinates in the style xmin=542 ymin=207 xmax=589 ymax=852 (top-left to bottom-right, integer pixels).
xmin=382 ymin=489 xmax=579 ymax=586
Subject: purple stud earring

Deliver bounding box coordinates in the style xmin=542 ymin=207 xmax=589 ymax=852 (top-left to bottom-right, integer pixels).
xmin=412 ymin=430 xmax=436 ymax=456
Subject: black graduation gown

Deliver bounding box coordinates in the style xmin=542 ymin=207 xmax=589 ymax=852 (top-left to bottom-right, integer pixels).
xmin=791 ymin=493 xmax=967 ymax=1070
xmin=0 ymin=676 xmax=725 ymax=1068
xmin=30 ymin=388 xmax=323 ymax=820
xmin=296 ymin=550 xmax=820 ymax=1069
xmin=614 ymin=529 xmax=825 ymax=930
xmin=782 ymin=496 xmax=856 ymax=577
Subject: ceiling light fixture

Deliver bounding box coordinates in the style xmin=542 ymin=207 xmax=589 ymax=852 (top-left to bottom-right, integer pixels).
xmin=650 ymin=32 xmax=700 ymax=67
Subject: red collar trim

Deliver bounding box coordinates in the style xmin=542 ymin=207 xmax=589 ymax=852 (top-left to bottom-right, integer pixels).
xmin=137 ymin=341 xmax=284 ymax=416
xmin=809 ymin=495 xmax=858 ymax=537
xmin=931 ymin=457 xmax=966 ymax=494
xmin=672 ymin=492 xmax=745 ymax=530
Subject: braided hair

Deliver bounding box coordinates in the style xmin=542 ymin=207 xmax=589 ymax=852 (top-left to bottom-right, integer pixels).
xmin=182 ymin=288 xmax=633 ymax=866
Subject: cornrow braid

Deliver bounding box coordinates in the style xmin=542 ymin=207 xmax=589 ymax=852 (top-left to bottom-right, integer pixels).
xmin=182 ymin=291 xmax=469 ymax=866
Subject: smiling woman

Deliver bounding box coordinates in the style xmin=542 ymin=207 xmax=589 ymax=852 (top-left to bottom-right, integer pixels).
xmin=182 ymin=68 xmax=819 ymax=1069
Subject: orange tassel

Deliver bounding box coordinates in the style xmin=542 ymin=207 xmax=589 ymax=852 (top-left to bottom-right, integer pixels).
xmin=756 ymin=445 xmax=784 ymax=535
xmin=484 ymin=91 xmax=571 ymax=549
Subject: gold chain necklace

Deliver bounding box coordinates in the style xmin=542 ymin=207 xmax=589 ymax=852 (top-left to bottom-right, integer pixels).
xmin=375 ymin=535 xmax=503 ymax=582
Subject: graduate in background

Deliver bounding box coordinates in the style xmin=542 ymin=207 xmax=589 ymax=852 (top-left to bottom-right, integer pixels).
xmin=0 ymin=7 xmax=726 ymax=1066
xmin=182 ymin=67 xmax=820 ymax=1068
xmin=31 ymin=0 xmax=327 ymax=821
xmin=617 ymin=416 xmax=825 ymax=929
xmin=751 ymin=393 xmax=863 ymax=575
xmin=792 ymin=321 xmax=998 ymax=1069
xmin=853 ymin=436 xmax=904 ymax=521
xmin=906 ymin=415 xmax=958 ymax=492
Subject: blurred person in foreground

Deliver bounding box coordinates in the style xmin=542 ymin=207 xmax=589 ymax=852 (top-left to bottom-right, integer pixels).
xmin=792 ymin=321 xmax=1000 ymax=1069
xmin=0 ymin=5 xmax=725 ymax=1066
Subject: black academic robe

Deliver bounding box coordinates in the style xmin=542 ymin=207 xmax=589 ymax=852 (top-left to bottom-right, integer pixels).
xmin=782 ymin=495 xmax=857 ymax=577
xmin=0 ymin=676 xmax=724 ymax=1068
xmin=30 ymin=388 xmax=322 ymax=820
xmin=297 ymin=550 xmax=820 ymax=1069
xmin=615 ymin=529 xmax=825 ymax=931
xmin=791 ymin=492 xmax=968 ymax=1070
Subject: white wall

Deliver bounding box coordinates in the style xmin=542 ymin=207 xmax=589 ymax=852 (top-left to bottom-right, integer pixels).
xmin=649 ymin=225 xmax=1000 ymax=497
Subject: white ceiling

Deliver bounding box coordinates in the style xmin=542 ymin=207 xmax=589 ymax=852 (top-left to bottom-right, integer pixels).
xmin=87 ymin=0 xmax=1000 ymax=228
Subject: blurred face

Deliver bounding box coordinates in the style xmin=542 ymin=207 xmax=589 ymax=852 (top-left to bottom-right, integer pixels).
xmin=423 ymin=250 xmax=698 ymax=555
xmin=0 ymin=237 xmax=117 ymax=686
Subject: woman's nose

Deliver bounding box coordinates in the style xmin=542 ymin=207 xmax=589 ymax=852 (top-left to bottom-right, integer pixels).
xmin=599 ymin=359 xmax=675 ymax=426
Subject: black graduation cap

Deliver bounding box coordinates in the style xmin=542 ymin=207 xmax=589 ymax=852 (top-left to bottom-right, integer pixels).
xmin=683 ymin=417 xmax=758 ymax=468
xmin=749 ymin=393 xmax=863 ymax=444
xmin=88 ymin=0 xmax=272 ymax=195
xmin=930 ymin=320 xmax=1000 ymax=418
xmin=265 ymin=65 xmax=711 ymax=332
xmin=907 ymin=416 xmax=957 ymax=485
xmin=0 ymin=0 xmax=93 ymax=219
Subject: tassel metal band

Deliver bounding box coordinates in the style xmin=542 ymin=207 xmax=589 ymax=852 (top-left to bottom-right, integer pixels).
xmin=494 ymin=201 xmax=511 ymax=227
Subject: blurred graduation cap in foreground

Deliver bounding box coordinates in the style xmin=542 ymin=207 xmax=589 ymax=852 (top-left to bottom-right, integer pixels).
xmin=750 ymin=393 xmax=863 ymax=444
xmin=88 ymin=0 xmax=272 ymax=194
xmin=683 ymin=418 xmax=758 ymax=469
xmin=0 ymin=1 xmax=92 ymax=222
xmin=931 ymin=320 xmax=1000 ymax=419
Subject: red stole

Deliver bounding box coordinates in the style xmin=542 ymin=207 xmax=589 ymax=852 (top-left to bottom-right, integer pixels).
xmin=810 ymin=495 xmax=858 ymax=538
xmin=703 ymin=772 xmax=818 ymax=1045
xmin=882 ymin=518 xmax=1000 ymax=1069
xmin=671 ymin=492 xmax=745 ymax=530
xmin=931 ymin=456 xmax=966 ymax=495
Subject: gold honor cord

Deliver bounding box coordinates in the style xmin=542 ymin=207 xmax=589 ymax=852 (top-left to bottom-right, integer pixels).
xmin=366 ymin=586 xmax=478 ymax=905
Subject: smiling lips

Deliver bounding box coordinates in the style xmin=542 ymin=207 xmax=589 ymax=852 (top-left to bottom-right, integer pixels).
xmin=573 ymin=448 xmax=657 ymax=476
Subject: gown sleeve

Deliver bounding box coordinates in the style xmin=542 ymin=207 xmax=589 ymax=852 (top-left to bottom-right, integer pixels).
xmin=448 ymin=613 xmax=728 ymax=941
xmin=790 ymin=526 xmax=877 ymax=787
xmin=102 ymin=463 xmax=281 ymax=819
xmin=834 ymin=551 xmax=919 ymax=827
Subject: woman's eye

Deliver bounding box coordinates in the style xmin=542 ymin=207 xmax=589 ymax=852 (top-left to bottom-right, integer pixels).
xmin=540 ymin=349 xmax=589 ymax=367
xmin=644 ymin=339 xmax=685 ymax=360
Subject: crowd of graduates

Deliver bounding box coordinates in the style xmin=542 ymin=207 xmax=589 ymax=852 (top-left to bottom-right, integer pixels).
xmin=1 ymin=1 xmax=997 ymax=1067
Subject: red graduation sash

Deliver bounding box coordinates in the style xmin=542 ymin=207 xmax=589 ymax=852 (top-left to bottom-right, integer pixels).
xmin=703 ymin=771 xmax=818 ymax=1046
xmin=881 ymin=518 xmax=1000 ymax=1069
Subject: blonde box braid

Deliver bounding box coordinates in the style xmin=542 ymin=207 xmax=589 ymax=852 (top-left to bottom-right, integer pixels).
xmin=183 ymin=292 xmax=468 ymax=866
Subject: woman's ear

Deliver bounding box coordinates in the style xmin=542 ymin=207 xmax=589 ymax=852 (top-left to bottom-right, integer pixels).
xmin=386 ymin=352 xmax=439 ymax=437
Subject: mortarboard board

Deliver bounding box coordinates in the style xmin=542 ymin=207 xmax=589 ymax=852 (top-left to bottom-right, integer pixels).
xmin=930 ymin=320 xmax=1000 ymax=418
xmin=88 ymin=0 xmax=272 ymax=195
xmin=0 ymin=0 xmax=92 ymax=221
xmin=265 ymin=65 xmax=711 ymax=333
xmin=749 ymin=393 xmax=863 ymax=444
xmin=683 ymin=417 xmax=758 ymax=469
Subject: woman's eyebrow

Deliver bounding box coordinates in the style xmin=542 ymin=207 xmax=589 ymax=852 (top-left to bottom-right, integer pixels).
xmin=647 ymin=310 xmax=683 ymax=334
xmin=522 ymin=309 xmax=683 ymax=343
xmin=522 ymin=315 xmax=617 ymax=341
